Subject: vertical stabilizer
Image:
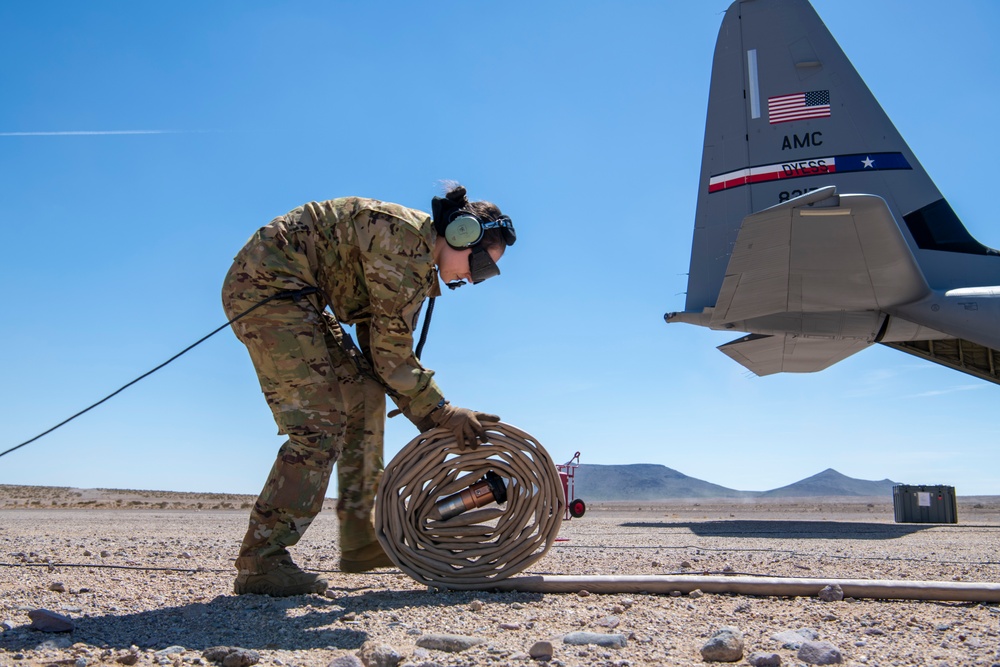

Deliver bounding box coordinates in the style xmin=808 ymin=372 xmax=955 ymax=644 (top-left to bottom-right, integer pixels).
xmin=671 ymin=0 xmax=1000 ymax=384
xmin=683 ymin=0 xmax=994 ymax=315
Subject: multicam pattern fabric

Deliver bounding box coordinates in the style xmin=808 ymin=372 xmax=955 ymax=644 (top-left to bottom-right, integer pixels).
xmin=221 ymin=198 xmax=445 ymax=572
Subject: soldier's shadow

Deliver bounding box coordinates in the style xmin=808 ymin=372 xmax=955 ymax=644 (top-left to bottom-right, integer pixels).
xmin=0 ymin=587 xmax=542 ymax=653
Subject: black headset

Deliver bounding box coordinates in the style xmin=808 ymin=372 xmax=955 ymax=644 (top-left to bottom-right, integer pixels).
xmin=431 ymin=196 xmax=517 ymax=250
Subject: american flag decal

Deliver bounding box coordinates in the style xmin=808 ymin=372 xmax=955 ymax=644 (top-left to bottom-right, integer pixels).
xmin=768 ymin=90 xmax=831 ymax=124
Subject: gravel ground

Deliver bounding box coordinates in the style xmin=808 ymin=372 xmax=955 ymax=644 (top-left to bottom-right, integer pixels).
xmin=1 ymin=497 xmax=999 ymax=667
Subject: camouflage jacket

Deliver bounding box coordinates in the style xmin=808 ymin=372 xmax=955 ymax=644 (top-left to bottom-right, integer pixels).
xmin=288 ymin=197 xmax=445 ymax=420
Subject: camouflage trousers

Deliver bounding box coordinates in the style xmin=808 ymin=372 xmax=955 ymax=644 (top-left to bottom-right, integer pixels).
xmin=221 ymin=220 xmax=385 ymax=573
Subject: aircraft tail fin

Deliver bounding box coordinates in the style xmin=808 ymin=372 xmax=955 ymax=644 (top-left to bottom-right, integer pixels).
xmin=681 ymin=0 xmax=996 ymax=318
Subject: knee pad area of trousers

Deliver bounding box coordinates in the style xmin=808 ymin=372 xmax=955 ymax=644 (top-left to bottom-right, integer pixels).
xmin=278 ymin=431 xmax=342 ymax=467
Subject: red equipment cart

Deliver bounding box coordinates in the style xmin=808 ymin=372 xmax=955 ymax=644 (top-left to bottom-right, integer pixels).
xmin=556 ymin=452 xmax=586 ymax=519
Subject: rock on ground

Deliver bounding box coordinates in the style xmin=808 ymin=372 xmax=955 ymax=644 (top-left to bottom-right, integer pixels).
xmin=700 ymin=626 xmax=744 ymax=662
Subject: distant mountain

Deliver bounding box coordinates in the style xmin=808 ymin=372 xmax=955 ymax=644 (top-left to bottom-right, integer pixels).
xmin=572 ymin=464 xmax=897 ymax=500
xmin=759 ymin=468 xmax=897 ymax=498
xmin=574 ymin=464 xmax=755 ymax=500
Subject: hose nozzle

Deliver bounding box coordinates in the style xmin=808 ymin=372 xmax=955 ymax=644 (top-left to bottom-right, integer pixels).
xmin=429 ymin=471 xmax=507 ymax=521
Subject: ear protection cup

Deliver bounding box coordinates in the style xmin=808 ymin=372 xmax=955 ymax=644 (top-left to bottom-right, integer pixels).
xmin=444 ymin=213 xmax=484 ymax=249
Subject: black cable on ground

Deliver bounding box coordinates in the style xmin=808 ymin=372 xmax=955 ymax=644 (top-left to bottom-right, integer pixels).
xmin=0 ymin=561 xmax=400 ymax=576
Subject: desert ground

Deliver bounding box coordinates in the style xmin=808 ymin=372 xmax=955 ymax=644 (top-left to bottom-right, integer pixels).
xmin=1 ymin=488 xmax=999 ymax=667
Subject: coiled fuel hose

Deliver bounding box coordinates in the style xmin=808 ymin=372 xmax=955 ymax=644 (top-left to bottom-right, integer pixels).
xmin=375 ymin=422 xmax=565 ymax=590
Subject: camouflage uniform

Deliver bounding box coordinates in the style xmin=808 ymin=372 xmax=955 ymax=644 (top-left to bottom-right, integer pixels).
xmin=221 ymin=197 xmax=445 ymax=575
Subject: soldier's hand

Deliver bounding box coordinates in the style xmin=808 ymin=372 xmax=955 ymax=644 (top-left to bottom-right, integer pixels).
xmin=428 ymin=403 xmax=500 ymax=450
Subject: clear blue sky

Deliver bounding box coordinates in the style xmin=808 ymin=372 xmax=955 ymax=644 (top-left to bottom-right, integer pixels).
xmin=2 ymin=1 xmax=998 ymax=496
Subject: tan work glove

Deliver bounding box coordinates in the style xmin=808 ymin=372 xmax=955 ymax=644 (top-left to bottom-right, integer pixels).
xmin=419 ymin=402 xmax=500 ymax=450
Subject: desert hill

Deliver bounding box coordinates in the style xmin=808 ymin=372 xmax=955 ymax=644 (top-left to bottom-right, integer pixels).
xmin=0 ymin=466 xmax=903 ymax=508
xmin=0 ymin=484 xmax=261 ymax=510
xmin=573 ymin=463 xmax=755 ymax=500
xmin=572 ymin=464 xmax=897 ymax=501
xmin=759 ymin=467 xmax=897 ymax=498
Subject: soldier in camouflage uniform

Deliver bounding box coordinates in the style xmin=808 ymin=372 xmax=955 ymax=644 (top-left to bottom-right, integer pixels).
xmin=221 ymin=184 xmax=515 ymax=596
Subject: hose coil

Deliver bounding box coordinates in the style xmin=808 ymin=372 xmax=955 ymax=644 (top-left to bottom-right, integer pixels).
xmin=375 ymin=422 xmax=564 ymax=589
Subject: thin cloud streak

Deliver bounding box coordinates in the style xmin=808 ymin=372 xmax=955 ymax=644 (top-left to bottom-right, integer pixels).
xmin=909 ymin=384 xmax=984 ymax=399
xmin=0 ymin=130 xmax=208 ymax=137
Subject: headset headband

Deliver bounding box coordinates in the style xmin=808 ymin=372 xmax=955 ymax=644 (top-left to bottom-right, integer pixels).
xmin=479 ymin=215 xmax=516 ymax=245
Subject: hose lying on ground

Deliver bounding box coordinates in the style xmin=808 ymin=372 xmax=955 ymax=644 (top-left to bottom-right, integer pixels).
xmin=375 ymin=422 xmax=564 ymax=590
xmin=485 ymin=574 xmax=1000 ymax=602
xmin=374 ymin=424 xmax=1000 ymax=603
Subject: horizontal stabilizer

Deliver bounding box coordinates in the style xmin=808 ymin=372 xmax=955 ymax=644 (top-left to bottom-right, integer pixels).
xmin=720 ymin=332 xmax=870 ymax=376
xmin=944 ymin=286 xmax=1000 ymax=298
xmin=711 ymin=190 xmax=929 ymax=326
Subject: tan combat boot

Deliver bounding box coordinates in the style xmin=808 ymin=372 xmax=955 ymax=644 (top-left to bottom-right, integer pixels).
xmin=234 ymin=555 xmax=328 ymax=596
xmin=339 ymin=513 xmax=394 ymax=573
